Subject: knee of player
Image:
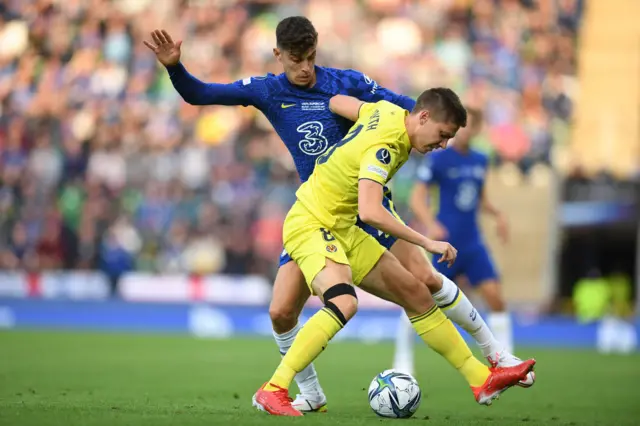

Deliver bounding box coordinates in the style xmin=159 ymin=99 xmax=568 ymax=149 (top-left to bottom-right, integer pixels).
xmin=416 ymin=266 xmax=441 ymax=291
xmin=402 ymin=254 xmax=441 ymax=292
xmin=485 ymin=293 xmax=506 ymax=312
xmin=323 ymin=283 xmax=358 ymax=326
xmin=398 ymin=276 xmax=435 ymax=312
xmin=479 ymin=281 xmax=505 ymax=311
xmin=269 ymin=304 xmax=298 ymax=330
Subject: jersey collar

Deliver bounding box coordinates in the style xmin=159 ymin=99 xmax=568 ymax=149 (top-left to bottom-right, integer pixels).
xmin=314 ymin=66 xmax=327 ymax=87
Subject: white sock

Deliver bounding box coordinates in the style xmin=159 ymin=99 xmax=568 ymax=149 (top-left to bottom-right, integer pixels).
xmin=488 ymin=311 xmax=513 ymax=354
xmin=433 ymin=274 xmax=503 ymax=357
xmin=273 ymin=323 xmax=325 ymax=397
xmin=392 ymin=314 xmax=415 ymax=375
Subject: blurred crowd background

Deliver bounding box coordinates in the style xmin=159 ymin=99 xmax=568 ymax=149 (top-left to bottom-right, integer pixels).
xmin=1 ymin=0 xmax=631 ymax=308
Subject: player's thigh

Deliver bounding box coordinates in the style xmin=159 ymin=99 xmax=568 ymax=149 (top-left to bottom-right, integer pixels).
xmin=288 ymin=231 xmax=352 ymax=297
xmin=346 ymin=227 xmax=387 ymax=286
xmin=283 ymin=203 xmax=351 ymax=295
xmin=358 ymin=248 xmax=435 ymax=317
xmin=389 ymin=239 xmax=442 ymax=293
xmin=269 ymin=257 xmax=310 ymax=326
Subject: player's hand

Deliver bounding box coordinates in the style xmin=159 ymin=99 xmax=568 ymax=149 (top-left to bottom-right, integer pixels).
xmin=143 ymin=30 xmax=182 ymax=67
xmin=427 ymin=220 xmax=448 ymax=241
xmin=496 ymin=213 xmax=509 ymax=245
xmin=423 ymin=239 xmax=457 ymax=267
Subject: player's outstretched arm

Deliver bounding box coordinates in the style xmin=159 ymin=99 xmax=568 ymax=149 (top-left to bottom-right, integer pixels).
xmin=410 ymin=182 xmax=436 ymax=228
xmin=359 ymin=179 xmax=457 ymax=266
xmin=341 ymin=69 xmax=416 ymax=111
xmin=144 ymin=29 xmax=259 ymax=107
xmin=410 ymin=182 xmax=448 ymax=240
xmin=412 ymin=155 xmax=449 ymax=239
xmin=329 ymin=95 xmax=365 ymax=122
xmin=480 ymin=186 xmax=502 ymax=218
xmin=480 ymin=187 xmax=509 ymax=244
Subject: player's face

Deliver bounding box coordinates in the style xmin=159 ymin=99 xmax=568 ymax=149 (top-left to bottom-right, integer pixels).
xmin=412 ymin=111 xmax=459 ymax=154
xmin=273 ymin=46 xmax=317 ymax=87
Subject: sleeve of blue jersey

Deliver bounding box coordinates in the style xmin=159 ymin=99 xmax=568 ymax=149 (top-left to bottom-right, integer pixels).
xmin=166 ymin=63 xmax=271 ymax=109
xmin=341 ymin=69 xmax=416 ymax=111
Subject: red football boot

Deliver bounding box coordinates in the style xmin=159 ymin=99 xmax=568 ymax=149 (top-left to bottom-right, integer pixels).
xmin=253 ymin=382 xmax=303 ymax=417
xmin=472 ymin=359 xmax=536 ymax=405
xmin=487 ymin=350 xmax=537 ymax=388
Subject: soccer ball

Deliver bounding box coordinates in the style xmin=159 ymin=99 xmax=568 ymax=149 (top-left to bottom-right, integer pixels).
xmin=517 ymin=371 xmax=536 ymax=388
xmin=368 ymin=369 xmax=421 ymax=418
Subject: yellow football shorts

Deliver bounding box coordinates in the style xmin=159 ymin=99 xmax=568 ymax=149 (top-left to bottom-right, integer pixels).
xmin=283 ymin=201 xmax=386 ymax=292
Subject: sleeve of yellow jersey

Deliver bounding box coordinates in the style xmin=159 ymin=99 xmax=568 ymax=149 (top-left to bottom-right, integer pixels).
xmin=358 ymin=141 xmax=401 ymax=186
xmin=356 ymin=101 xmax=377 ymax=122
xmin=357 ymin=102 xmax=403 ymax=185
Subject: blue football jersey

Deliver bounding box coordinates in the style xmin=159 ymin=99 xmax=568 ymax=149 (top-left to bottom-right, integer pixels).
xmin=168 ymin=64 xmax=415 ymax=182
xmin=416 ymin=147 xmax=489 ymax=244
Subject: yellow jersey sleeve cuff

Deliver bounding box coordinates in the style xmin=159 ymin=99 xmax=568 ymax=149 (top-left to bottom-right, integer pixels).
xmin=358 ymin=164 xmax=389 ymax=185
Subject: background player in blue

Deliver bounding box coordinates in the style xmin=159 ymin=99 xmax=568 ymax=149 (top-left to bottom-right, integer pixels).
xmin=144 ymin=17 xmax=526 ymax=411
xmin=411 ymin=107 xmax=518 ymax=360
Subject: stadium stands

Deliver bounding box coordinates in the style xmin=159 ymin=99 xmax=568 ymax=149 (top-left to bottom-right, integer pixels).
xmin=0 ymin=0 xmax=585 ymax=293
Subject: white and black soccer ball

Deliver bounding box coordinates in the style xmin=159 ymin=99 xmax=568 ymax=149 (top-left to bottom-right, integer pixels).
xmin=517 ymin=371 xmax=536 ymax=388
xmin=368 ymin=370 xmax=421 ymax=418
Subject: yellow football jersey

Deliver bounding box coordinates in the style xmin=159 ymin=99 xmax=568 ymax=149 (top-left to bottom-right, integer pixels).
xmin=296 ymin=100 xmax=411 ymax=230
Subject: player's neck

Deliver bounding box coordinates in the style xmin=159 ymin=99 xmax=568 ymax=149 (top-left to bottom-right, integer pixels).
xmin=452 ymin=142 xmax=470 ymax=154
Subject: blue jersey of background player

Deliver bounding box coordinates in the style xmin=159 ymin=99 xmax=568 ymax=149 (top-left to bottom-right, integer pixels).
xmin=410 ymin=107 xmax=514 ymax=353
xmin=144 ymin=29 xmax=414 ymax=264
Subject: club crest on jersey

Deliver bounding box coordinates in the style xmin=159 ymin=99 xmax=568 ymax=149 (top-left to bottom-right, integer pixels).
xmin=376 ymin=148 xmax=391 ymax=165
xmin=326 ymin=244 xmax=338 ymax=253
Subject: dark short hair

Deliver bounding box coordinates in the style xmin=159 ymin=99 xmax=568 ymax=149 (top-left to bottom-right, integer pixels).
xmin=412 ymin=88 xmax=467 ymax=128
xmin=276 ymin=16 xmax=318 ymax=57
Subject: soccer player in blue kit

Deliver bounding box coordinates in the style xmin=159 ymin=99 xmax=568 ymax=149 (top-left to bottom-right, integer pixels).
xmin=411 ymin=107 xmax=534 ymax=386
xmin=144 ymin=16 xmax=529 ymax=412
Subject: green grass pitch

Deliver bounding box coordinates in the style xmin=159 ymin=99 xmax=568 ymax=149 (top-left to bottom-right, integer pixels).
xmin=1 ymin=330 xmax=639 ymax=426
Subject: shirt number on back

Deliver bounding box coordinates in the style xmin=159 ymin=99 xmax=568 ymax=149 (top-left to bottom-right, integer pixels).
xmin=316 ymin=124 xmax=363 ymax=165
xmin=455 ymin=181 xmax=478 ymax=211
xmin=297 ymin=121 xmax=329 ymax=156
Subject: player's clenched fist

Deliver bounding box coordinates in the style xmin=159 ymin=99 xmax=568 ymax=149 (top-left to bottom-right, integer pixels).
xmin=423 ymin=239 xmax=457 ymax=267
xmin=143 ymin=29 xmax=182 ymax=67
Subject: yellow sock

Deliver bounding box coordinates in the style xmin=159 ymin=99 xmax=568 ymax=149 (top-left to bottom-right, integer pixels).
xmin=410 ymin=306 xmax=490 ymax=387
xmin=265 ymin=308 xmax=343 ymax=391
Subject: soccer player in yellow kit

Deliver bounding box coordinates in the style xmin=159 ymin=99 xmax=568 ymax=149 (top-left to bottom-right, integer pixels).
xmin=253 ymin=89 xmax=536 ymax=416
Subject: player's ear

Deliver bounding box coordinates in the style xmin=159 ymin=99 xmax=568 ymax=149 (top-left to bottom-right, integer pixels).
xmin=273 ymin=48 xmax=281 ymax=61
xmin=419 ymin=110 xmax=430 ymax=125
